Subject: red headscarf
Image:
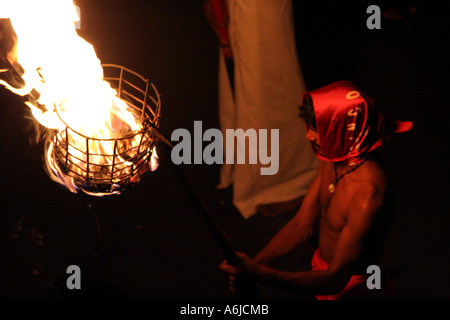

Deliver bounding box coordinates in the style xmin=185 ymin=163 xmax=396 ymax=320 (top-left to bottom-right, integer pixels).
xmin=302 ymin=80 xmax=412 ymax=165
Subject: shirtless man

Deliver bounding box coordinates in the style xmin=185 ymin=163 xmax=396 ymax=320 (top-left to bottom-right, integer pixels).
xmin=220 ymin=80 xmax=412 ymax=299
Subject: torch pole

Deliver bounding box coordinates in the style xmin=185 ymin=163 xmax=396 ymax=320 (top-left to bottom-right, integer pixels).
xmin=153 ymin=128 xmax=259 ymax=299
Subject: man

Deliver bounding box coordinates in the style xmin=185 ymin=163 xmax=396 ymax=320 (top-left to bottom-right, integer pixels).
xmin=220 ymin=80 xmax=412 ymax=299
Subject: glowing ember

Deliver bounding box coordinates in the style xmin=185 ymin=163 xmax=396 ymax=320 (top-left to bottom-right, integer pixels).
xmin=0 ymin=0 xmax=160 ymax=195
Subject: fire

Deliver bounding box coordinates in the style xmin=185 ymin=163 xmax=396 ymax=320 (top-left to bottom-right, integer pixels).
xmin=0 ymin=0 xmax=160 ymax=195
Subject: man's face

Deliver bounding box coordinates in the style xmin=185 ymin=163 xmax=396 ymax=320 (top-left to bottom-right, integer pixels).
xmin=305 ymin=126 xmax=324 ymax=156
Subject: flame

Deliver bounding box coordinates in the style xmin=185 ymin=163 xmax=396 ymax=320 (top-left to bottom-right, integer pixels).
xmin=0 ymin=0 xmax=159 ymax=195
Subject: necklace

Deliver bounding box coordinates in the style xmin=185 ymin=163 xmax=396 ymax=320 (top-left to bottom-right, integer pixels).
xmin=328 ymin=158 xmax=368 ymax=194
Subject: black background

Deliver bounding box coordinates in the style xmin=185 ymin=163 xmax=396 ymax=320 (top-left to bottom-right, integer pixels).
xmin=0 ymin=0 xmax=448 ymax=302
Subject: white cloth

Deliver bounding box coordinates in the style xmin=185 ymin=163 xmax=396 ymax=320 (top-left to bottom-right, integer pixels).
xmin=217 ymin=0 xmax=317 ymax=218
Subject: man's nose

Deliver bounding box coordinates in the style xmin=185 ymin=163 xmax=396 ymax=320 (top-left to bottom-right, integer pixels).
xmin=305 ymin=129 xmax=317 ymax=141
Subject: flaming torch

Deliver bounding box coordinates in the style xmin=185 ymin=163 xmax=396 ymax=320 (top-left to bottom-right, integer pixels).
xmin=0 ymin=0 xmax=258 ymax=299
xmin=1 ymin=1 xmax=160 ymax=196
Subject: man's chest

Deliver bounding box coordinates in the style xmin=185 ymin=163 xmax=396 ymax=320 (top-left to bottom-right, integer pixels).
xmin=318 ymin=165 xmax=351 ymax=232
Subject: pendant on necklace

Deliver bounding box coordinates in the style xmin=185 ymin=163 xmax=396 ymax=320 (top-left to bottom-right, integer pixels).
xmin=328 ymin=183 xmax=335 ymax=194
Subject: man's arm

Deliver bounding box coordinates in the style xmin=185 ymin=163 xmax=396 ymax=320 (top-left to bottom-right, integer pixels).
xmin=253 ymin=161 xmax=324 ymax=266
xmin=222 ymin=183 xmax=384 ymax=295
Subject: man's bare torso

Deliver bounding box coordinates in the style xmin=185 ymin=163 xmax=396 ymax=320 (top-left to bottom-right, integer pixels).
xmin=316 ymin=155 xmax=395 ymax=271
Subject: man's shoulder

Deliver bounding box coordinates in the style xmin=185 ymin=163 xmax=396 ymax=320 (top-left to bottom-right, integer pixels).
xmin=350 ymin=158 xmax=387 ymax=190
xmin=347 ymin=159 xmax=388 ymax=213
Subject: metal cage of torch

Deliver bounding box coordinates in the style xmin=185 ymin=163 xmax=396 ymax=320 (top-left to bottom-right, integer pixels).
xmin=49 ymin=64 xmax=161 ymax=194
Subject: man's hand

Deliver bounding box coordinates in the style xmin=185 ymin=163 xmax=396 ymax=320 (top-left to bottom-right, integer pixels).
xmin=219 ymin=252 xmax=263 ymax=292
xmin=220 ymin=252 xmax=259 ymax=276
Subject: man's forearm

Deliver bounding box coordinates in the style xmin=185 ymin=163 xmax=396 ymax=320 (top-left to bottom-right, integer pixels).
xmin=254 ymin=264 xmax=346 ymax=296
xmin=253 ymin=220 xmax=314 ymax=266
xmin=255 ymin=171 xmax=322 ymax=266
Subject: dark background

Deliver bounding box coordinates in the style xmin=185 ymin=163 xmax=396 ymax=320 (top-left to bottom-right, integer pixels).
xmin=0 ymin=0 xmax=448 ymax=300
